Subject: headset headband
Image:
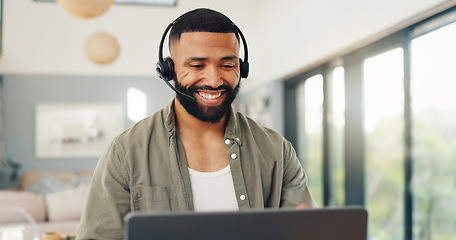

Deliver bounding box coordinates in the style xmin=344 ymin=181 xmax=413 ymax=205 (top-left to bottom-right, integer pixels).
xmin=158 ymin=16 xmax=249 ymax=71
xmin=156 ymin=10 xmax=249 ymax=83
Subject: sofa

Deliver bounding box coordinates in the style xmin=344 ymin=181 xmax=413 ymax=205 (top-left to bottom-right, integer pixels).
xmin=0 ymin=169 xmax=93 ymax=237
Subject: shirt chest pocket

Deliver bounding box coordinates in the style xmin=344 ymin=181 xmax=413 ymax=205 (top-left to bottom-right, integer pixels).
xmin=131 ymin=186 xmax=179 ymax=212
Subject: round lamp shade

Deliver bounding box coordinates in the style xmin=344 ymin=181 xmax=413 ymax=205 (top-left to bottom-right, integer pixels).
xmin=57 ymin=0 xmax=114 ymax=19
xmin=85 ymin=32 xmax=120 ymax=64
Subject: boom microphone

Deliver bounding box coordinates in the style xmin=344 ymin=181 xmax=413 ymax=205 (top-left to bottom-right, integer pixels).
xmin=160 ymin=76 xmax=196 ymax=101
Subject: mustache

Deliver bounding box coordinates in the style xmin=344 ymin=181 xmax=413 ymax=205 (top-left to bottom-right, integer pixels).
xmin=188 ymin=85 xmax=232 ymax=92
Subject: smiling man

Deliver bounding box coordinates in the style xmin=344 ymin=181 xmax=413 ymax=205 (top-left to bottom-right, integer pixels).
xmin=76 ymin=8 xmax=317 ymax=240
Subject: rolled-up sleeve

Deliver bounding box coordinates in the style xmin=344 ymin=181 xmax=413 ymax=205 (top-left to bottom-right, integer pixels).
xmin=280 ymin=140 xmax=318 ymax=208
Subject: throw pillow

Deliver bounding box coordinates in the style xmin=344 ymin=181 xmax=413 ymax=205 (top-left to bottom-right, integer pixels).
xmin=45 ymin=186 xmax=90 ymax=222
xmin=76 ymin=175 xmax=92 ymax=187
xmin=24 ymin=174 xmax=69 ymax=195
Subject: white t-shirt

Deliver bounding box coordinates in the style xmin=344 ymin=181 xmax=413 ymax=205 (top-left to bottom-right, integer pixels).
xmin=188 ymin=164 xmax=239 ymax=212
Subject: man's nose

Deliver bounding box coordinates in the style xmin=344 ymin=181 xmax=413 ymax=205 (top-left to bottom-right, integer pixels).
xmin=202 ymin=65 xmax=223 ymax=88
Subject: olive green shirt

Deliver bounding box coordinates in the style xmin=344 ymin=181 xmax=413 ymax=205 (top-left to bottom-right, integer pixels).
xmin=76 ymin=101 xmax=317 ymax=240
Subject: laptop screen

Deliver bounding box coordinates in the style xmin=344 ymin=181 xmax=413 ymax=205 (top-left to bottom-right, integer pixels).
xmin=125 ymin=207 xmax=367 ymax=240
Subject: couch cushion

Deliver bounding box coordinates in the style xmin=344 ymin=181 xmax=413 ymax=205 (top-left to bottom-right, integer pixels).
xmin=0 ymin=191 xmax=46 ymax=223
xmin=45 ymin=186 xmax=89 ymax=222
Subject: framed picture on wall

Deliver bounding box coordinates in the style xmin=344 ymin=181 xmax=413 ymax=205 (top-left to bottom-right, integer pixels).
xmin=35 ymin=103 xmax=124 ymax=159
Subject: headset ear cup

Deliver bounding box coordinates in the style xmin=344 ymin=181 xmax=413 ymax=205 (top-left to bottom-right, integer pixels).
xmin=164 ymin=57 xmax=176 ymax=81
xmin=156 ymin=61 xmax=167 ymax=80
xmin=156 ymin=57 xmax=176 ymax=81
xmin=239 ymin=58 xmax=249 ymax=79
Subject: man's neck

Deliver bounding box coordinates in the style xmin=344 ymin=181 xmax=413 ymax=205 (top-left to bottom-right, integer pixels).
xmin=174 ymin=98 xmax=231 ymax=172
xmin=174 ymin=98 xmax=229 ymax=138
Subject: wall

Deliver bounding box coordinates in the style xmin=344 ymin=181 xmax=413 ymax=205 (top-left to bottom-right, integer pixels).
xmin=1 ymin=0 xmax=449 ymax=86
xmin=246 ymin=0 xmax=448 ymax=89
xmin=1 ymin=74 xmax=173 ymax=172
xmin=0 ymin=0 xmax=260 ymax=77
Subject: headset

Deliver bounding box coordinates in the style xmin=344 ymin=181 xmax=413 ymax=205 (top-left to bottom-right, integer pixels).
xmin=155 ymin=12 xmax=249 ymax=100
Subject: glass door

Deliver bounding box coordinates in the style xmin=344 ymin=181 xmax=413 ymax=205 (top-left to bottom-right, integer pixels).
xmin=297 ymin=74 xmax=324 ymax=207
xmin=328 ymin=66 xmax=346 ymax=206
xmin=363 ymin=47 xmax=405 ymax=240
xmin=411 ymin=20 xmax=456 ymax=240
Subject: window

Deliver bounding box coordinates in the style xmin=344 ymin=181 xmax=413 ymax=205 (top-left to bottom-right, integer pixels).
xmin=328 ymin=66 xmax=345 ymax=206
xmin=411 ymin=20 xmax=456 ymax=240
xmin=363 ymin=48 xmax=405 ymax=239
xmin=297 ymin=74 xmax=324 ymax=207
xmin=284 ymin=5 xmax=456 ymax=240
xmin=127 ymin=87 xmax=147 ymax=122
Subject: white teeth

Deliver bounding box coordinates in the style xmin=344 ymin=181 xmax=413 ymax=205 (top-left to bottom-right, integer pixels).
xmin=198 ymin=92 xmax=222 ymax=100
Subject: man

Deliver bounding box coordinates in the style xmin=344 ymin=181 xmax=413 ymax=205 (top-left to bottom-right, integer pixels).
xmin=76 ymin=8 xmax=316 ymax=240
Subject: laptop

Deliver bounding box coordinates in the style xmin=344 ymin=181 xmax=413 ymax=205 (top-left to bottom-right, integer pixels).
xmin=124 ymin=207 xmax=368 ymax=240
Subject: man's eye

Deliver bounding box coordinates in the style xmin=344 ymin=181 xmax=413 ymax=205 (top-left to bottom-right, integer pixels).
xmin=222 ymin=65 xmax=235 ymax=69
xmin=190 ymin=65 xmax=204 ymax=69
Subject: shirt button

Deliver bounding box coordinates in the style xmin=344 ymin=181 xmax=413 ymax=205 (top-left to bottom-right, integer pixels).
xmin=240 ymin=195 xmax=246 ymax=201
xmin=231 ymin=153 xmax=237 ymax=159
xmin=225 ymin=139 xmax=231 ymax=145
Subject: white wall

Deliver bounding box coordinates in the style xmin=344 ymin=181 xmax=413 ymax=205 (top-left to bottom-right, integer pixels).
xmin=246 ymin=0 xmax=448 ymax=89
xmin=0 ymin=0 xmax=259 ymax=76
xmin=0 ymin=0 xmax=449 ymax=87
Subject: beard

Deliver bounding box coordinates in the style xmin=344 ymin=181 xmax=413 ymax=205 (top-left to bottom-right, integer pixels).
xmin=174 ymin=80 xmax=240 ymax=124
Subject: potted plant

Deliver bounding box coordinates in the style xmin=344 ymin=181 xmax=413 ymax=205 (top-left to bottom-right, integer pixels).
xmin=0 ymin=158 xmax=22 ymax=188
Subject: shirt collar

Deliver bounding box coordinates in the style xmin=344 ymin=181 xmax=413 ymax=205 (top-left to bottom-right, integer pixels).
xmin=164 ymin=100 xmax=176 ymax=133
xmin=224 ymin=106 xmax=243 ymax=146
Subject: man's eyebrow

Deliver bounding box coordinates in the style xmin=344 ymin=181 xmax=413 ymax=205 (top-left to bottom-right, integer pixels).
xmin=184 ymin=55 xmax=238 ymax=62
xmin=185 ymin=57 xmax=207 ymax=62
xmin=221 ymin=55 xmax=238 ymax=61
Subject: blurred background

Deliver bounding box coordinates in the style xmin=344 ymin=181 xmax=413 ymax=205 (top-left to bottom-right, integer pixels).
xmin=1 ymin=0 xmax=455 ymax=239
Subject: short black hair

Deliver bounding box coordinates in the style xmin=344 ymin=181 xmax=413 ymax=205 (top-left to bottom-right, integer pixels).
xmin=169 ymin=8 xmax=240 ymax=47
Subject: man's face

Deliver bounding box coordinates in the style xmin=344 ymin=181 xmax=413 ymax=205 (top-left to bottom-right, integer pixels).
xmin=171 ymin=32 xmax=241 ymax=123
